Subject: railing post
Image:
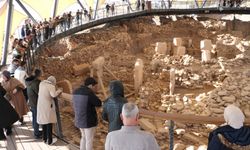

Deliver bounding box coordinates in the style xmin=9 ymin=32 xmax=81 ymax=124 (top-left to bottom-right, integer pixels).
xmin=168 ymin=120 xmax=174 ymax=150
xmin=54 ymin=98 xmax=63 ymax=138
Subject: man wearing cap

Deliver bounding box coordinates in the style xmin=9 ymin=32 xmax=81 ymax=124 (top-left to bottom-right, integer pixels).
xmin=73 ymin=77 xmax=102 ymax=150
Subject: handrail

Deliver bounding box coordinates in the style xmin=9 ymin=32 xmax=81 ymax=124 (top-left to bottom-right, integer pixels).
xmin=140 ymin=109 xmax=250 ymax=125
xmin=59 ymin=93 xmax=250 ymax=125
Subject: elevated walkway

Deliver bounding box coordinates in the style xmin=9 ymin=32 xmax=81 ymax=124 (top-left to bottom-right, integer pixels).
xmin=36 ymin=7 xmax=250 ymax=52
xmin=0 ymin=113 xmax=78 ymax=150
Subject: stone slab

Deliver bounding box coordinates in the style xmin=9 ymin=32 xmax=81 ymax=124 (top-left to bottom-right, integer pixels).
xmin=173 ymin=38 xmax=182 ymax=47
xmin=201 ymin=50 xmax=211 ymax=62
xmin=139 ymin=118 xmax=156 ymax=132
xmin=57 ymin=79 xmax=73 ymax=94
xmin=73 ymin=63 xmax=90 ymax=76
xmin=155 ymin=42 xmax=169 ymax=55
xmin=176 ymin=46 xmax=186 ymax=57
xmin=200 ymin=39 xmax=212 ymax=50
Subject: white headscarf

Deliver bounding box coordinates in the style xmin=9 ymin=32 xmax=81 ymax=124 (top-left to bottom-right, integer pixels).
xmin=224 ymin=105 xmax=245 ymax=129
xmin=47 ymin=76 xmax=56 ymax=85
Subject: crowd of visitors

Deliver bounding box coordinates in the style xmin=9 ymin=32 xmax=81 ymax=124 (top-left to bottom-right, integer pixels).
xmin=219 ymin=0 xmax=243 ymax=7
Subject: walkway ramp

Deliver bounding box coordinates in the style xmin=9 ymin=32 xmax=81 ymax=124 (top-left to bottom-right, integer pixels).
xmin=0 ymin=113 xmax=78 ymax=150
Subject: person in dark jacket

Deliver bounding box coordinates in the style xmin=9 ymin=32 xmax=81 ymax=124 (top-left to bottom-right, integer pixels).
xmin=208 ymin=105 xmax=250 ymax=150
xmin=0 ymin=84 xmax=19 ymax=140
xmin=102 ymin=80 xmax=127 ymax=132
xmin=73 ymin=77 xmax=102 ymax=150
xmin=25 ymin=69 xmax=42 ymax=138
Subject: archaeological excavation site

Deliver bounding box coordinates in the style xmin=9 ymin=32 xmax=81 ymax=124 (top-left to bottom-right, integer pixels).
xmin=35 ymin=15 xmax=250 ymax=149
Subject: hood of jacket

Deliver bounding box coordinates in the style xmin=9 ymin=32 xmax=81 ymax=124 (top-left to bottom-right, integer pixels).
xmin=109 ymin=80 xmax=124 ymax=97
xmin=25 ymin=75 xmax=36 ymax=86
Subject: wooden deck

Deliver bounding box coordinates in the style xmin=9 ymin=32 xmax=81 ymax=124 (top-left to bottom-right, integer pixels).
xmin=0 ymin=112 xmax=79 ymax=150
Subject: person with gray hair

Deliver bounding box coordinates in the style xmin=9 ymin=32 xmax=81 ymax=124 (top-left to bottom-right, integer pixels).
xmin=37 ymin=76 xmax=62 ymax=145
xmin=105 ymin=103 xmax=160 ymax=150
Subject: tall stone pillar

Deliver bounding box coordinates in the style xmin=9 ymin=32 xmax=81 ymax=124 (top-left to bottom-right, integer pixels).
xmin=200 ymin=39 xmax=212 ymax=63
xmin=134 ymin=58 xmax=144 ymax=93
xmin=169 ymin=68 xmax=175 ymax=95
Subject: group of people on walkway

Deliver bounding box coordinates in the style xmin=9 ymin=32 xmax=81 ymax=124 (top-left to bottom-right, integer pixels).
xmin=219 ymin=0 xmax=243 ymax=7
xmin=0 ymin=61 xmax=63 ymax=145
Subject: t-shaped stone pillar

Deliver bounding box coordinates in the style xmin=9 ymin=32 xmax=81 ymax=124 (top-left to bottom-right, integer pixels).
xmin=200 ymin=39 xmax=212 ymax=63
xmin=134 ymin=58 xmax=144 ymax=93
xmin=91 ymin=56 xmax=107 ymax=98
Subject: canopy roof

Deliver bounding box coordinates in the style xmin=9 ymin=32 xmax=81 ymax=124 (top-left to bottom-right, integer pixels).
xmin=0 ymin=0 xmax=213 ymax=57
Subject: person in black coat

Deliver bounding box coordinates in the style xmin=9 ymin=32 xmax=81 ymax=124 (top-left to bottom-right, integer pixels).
xmin=0 ymin=84 xmax=19 ymax=140
xmin=73 ymin=77 xmax=102 ymax=150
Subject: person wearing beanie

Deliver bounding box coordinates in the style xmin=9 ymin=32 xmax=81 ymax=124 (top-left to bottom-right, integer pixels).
xmin=25 ymin=69 xmax=42 ymax=138
xmin=1 ymin=70 xmax=28 ymax=126
xmin=208 ymin=105 xmax=250 ymax=150
xmin=37 ymin=76 xmax=62 ymax=145
xmin=102 ymin=80 xmax=127 ymax=132
xmin=73 ymin=77 xmax=102 ymax=150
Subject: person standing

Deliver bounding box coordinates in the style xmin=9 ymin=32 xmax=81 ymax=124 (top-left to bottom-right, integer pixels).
xmin=14 ymin=61 xmax=28 ymax=101
xmin=73 ymin=77 xmax=102 ymax=150
xmin=102 ymin=80 xmax=127 ymax=132
xmin=105 ymin=103 xmax=160 ymax=150
xmin=0 ymin=83 xmax=19 ymax=140
xmin=1 ymin=70 xmax=28 ymax=125
xmin=25 ymin=69 xmax=42 ymax=138
xmin=37 ymin=76 xmax=62 ymax=145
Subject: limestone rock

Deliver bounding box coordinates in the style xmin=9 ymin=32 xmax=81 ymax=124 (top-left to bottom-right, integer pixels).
xmin=244 ymin=86 xmax=250 ymax=91
xmin=57 ymin=80 xmax=73 ymax=94
xmin=173 ymin=38 xmax=182 ymax=47
xmin=222 ymin=95 xmax=236 ymax=103
xmin=200 ymin=39 xmax=212 ymax=50
xmin=73 ymin=63 xmax=90 ymax=76
xmin=183 ymin=133 xmax=207 ymax=145
xmin=218 ymin=90 xmax=228 ymax=96
xmin=139 ymin=118 xmax=156 ymax=132
xmin=174 ymin=143 xmax=186 ymax=150
xmin=155 ymin=42 xmax=169 ymax=55
xmin=210 ymin=108 xmax=224 ymax=114
xmin=244 ymin=109 xmax=250 ymax=118
xmin=197 ymin=145 xmax=208 ymax=150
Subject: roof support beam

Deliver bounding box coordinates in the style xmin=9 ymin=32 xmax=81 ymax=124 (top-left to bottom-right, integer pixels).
xmin=52 ymin=0 xmax=58 ymax=18
xmin=201 ymin=0 xmax=208 ymax=8
xmin=15 ymin=0 xmax=37 ymax=24
xmin=1 ymin=0 xmax=13 ymax=65
xmin=194 ymin=0 xmax=199 ymax=8
xmin=94 ymin=0 xmax=99 ymax=19
xmin=77 ymin=0 xmax=84 ymax=9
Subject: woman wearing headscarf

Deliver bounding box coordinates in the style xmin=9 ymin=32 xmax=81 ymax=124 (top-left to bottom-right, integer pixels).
xmin=1 ymin=70 xmax=28 ymax=125
xmin=0 ymin=83 xmax=19 ymax=140
xmin=208 ymin=105 xmax=250 ymax=150
xmin=37 ymin=76 xmax=62 ymax=145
